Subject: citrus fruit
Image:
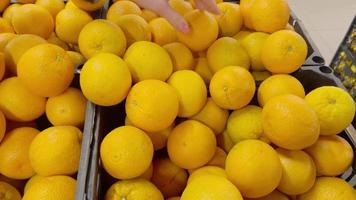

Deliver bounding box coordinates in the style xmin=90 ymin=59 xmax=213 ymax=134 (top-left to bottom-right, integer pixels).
xmin=0 ymin=127 xmax=39 ymax=180
xmin=305 ymin=135 xmax=353 ymax=176
xmin=207 ymin=37 xmax=250 ymax=73
xmin=0 ymin=181 xmax=21 ymax=200
xmin=141 ymin=9 xmax=158 ymax=22
xmin=207 ymin=147 xmax=227 ymax=168
xmin=298 ymin=177 xmax=356 ymax=200
xmin=106 ymin=179 xmax=164 ymax=200
xmin=46 ymin=87 xmax=86 ymax=127
xmin=2 ymin=4 xmax=20 ymax=24
xmin=126 ymin=80 xmax=178 ymax=132
xmin=4 ymin=34 xmax=47 ymax=75
xmin=167 ymin=70 xmax=207 ymax=117
xmin=242 ymin=32 xmax=269 ymax=71
xmin=24 ymin=174 xmax=44 ymax=193
xmin=56 ymin=8 xmax=93 ymax=44
xmin=251 ymin=71 xmax=271 ymax=81
xmin=249 ymin=0 xmax=290 ymax=33
xmin=47 ymin=33 xmax=69 ymax=50
xmin=257 ymin=74 xmax=305 ymax=107
xmin=79 ymin=19 xmax=126 ymax=59
xmin=169 ymin=0 xmax=193 ymax=15
xmin=305 ymin=86 xmax=355 ymax=135
xmin=217 ymin=129 xmax=234 ymax=152
xmin=0 ymin=77 xmax=46 ymax=122
xmin=209 ymin=66 xmax=255 ymax=110
xmin=106 ymin=0 xmax=141 ymax=24
xmin=12 ymin=4 xmax=54 ymax=39
xmin=65 ymin=0 xmax=79 ymax=9
xmin=188 ymin=166 xmax=227 ymax=182
xmin=151 ymin=158 xmax=188 ymax=198
xmin=194 ymin=57 xmax=213 ymax=84
xmin=191 ymin=98 xmax=229 ymax=134
xmin=0 ymin=53 xmax=5 ymax=81
xmin=226 ymin=139 xmax=282 ymax=198
xmin=0 ymin=0 xmax=10 ymax=13
xmin=0 ymin=174 xmax=25 ymax=193
xmin=67 ymin=51 xmax=85 ymax=66
xmin=227 ymin=105 xmax=263 ymax=143
xmin=0 ymin=33 xmax=16 ymax=51
xmin=29 ymin=126 xmax=82 ymax=176
xmin=163 ymin=42 xmax=194 ymax=72
xmin=100 ymin=126 xmax=153 ymax=179
xmin=233 ymin=30 xmax=252 ymax=42
xmin=22 ymin=176 xmax=76 ymax=200
xmin=276 ymin=148 xmax=316 ymax=195
xmin=80 ymin=53 xmax=131 ymax=106
xmin=177 ymin=10 xmax=218 ymax=51
xmin=35 ymin=0 xmax=65 ymax=18
xmin=149 ymin=18 xmax=177 ymax=46
xmin=124 ymin=41 xmax=173 ymax=82
xmin=71 ymin=0 xmax=106 ymax=11
xmin=17 ymin=44 xmax=75 ymax=97
xmin=114 ymin=14 xmax=151 ymax=46
xmin=0 ymin=18 xmax=14 ymax=33
xmin=240 ymin=0 xmax=255 ymax=29
xmin=216 ymin=2 xmax=243 ymax=37
xmin=138 ymin=164 xmax=153 ymax=180
xmin=262 ymin=95 xmax=320 ymax=149
xmin=0 ymin=110 xmax=5 ymax=142
xmin=245 ymin=190 xmax=289 ymax=200
xmin=262 ymin=30 xmax=307 ymax=74
xmin=181 ymin=175 xmax=243 ymax=200
xmin=167 ymin=120 xmax=216 ymax=169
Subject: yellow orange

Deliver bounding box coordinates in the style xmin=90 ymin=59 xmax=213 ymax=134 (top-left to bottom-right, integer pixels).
xmin=24 ymin=174 xmax=44 ymax=193
xmin=140 ymin=9 xmax=158 ymax=22
xmin=47 ymin=33 xmax=69 ymax=50
xmin=106 ymin=0 xmax=141 ymax=24
xmin=2 ymin=4 xmax=20 ymax=24
xmin=194 ymin=57 xmax=213 ymax=84
xmin=67 ymin=51 xmax=85 ymax=66
xmin=0 ymin=53 xmax=5 ymax=81
xmin=217 ymin=129 xmax=234 ymax=153
xmin=35 ymin=0 xmax=65 ymax=18
xmin=0 ymin=0 xmax=10 ymax=13
xmin=115 ymin=14 xmax=151 ymax=46
xmin=240 ymin=0 xmax=255 ymax=29
xmin=0 ymin=33 xmax=16 ymax=51
xmin=233 ymin=30 xmax=252 ymax=42
xmin=206 ymin=147 xmax=227 ymax=168
xmin=0 ymin=18 xmax=14 ymax=33
xmin=71 ymin=0 xmax=106 ymax=11
xmin=149 ymin=18 xmax=177 ymax=46
xmin=0 ymin=181 xmax=21 ymax=200
xmin=138 ymin=164 xmax=153 ymax=180
xmin=216 ymin=2 xmax=243 ymax=37
xmin=169 ymin=0 xmax=193 ymax=15
xmin=251 ymin=71 xmax=271 ymax=81
xmin=163 ymin=42 xmax=194 ymax=72
xmin=187 ymin=166 xmax=227 ymax=183
xmin=242 ymin=32 xmax=269 ymax=71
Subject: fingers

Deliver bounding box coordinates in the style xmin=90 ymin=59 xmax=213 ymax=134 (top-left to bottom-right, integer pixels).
xmin=195 ymin=0 xmax=220 ymax=14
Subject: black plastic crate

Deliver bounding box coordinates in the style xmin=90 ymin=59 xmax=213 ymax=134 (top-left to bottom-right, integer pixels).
xmin=84 ymin=66 xmax=356 ymax=200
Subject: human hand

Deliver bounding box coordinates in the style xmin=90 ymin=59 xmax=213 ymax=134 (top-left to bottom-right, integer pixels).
xmin=132 ymin=0 xmax=220 ymax=33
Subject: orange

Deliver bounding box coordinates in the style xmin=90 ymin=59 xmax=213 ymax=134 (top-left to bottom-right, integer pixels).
xmin=226 ymin=140 xmax=282 ymax=198
xmin=29 ymin=126 xmax=82 ymax=176
xmin=2 ymin=4 xmax=20 ymax=24
xmin=233 ymin=30 xmax=253 ymax=42
xmin=216 ymin=3 xmax=243 ymax=37
xmin=0 ymin=53 xmax=5 ymax=81
xmin=47 ymin=33 xmax=69 ymax=50
xmin=80 ymin=53 xmax=131 ymax=106
xmin=106 ymin=179 xmax=164 ymax=200
xmin=190 ymin=98 xmax=229 ymax=134
xmin=100 ymin=126 xmax=153 ymax=179
xmin=167 ymin=70 xmax=207 ymax=117
xmin=305 ymin=135 xmax=354 ymax=176
xmin=0 ymin=0 xmax=10 ymax=13
xmin=126 ymin=80 xmax=178 ymax=132
xmin=46 ymin=87 xmax=86 ymax=127
xmin=17 ymin=44 xmax=75 ymax=97
xmin=257 ymin=74 xmax=305 ymax=107
xmin=0 ymin=127 xmax=39 ymax=180
xmin=67 ymin=51 xmax=85 ymax=66
xmin=0 ymin=181 xmax=21 ymax=200
xmin=167 ymin=120 xmax=216 ymax=169
xmin=169 ymin=0 xmax=193 ymax=15
xmin=245 ymin=190 xmax=289 ymax=200
xmin=305 ymin=86 xmax=356 ymax=135
xmin=124 ymin=41 xmax=173 ymax=83
xmin=149 ymin=18 xmax=177 ymax=46
xmin=209 ymin=66 xmax=255 ymax=110
xmin=276 ymin=148 xmax=316 ymax=195
xmin=177 ymin=10 xmax=218 ymax=51
xmin=240 ymin=0 xmax=255 ymax=29
xmin=56 ymin=8 xmax=93 ymax=44
xmin=262 ymin=30 xmax=307 ymax=74
xmin=71 ymin=0 xmax=106 ymax=11
xmin=163 ymin=42 xmax=194 ymax=72
xmin=12 ymin=4 xmax=54 ymax=39
xmin=0 ymin=174 xmax=25 ymax=193
xmin=217 ymin=129 xmax=234 ymax=152
xmin=251 ymin=71 xmax=271 ymax=81
xmin=78 ymin=19 xmax=126 ymax=59
xmin=187 ymin=166 xmax=227 ymax=183
xmin=140 ymin=9 xmax=158 ymax=22
xmin=4 ymin=34 xmax=47 ymax=75
xmin=35 ymin=0 xmax=65 ymax=18
xmin=138 ymin=164 xmax=153 ymax=180
xmin=181 ymin=175 xmax=243 ymax=200
xmin=0 ymin=110 xmax=5 ymax=142
xmin=194 ymin=57 xmax=213 ymax=84
xmin=207 ymin=37 xmax=250 ymax=73
xmin=0 ymin=77 xmax=46 ymax=122
xmin=249 ymin=0 xmax=290 ymax=33
xmin=241 ymin=32 xmax=269 ymax=71
xmin=114 ymin=14 xmax=151 ymax=46
xmin=151 ymin=158 xmax=188 ymax=198
xmin=298 ymin=177 xmax=356 ymax=200
xmin=262 ymin=95 xmax=320 ymax=150
xmin=207 ymin=147 xmax=227 ymax=168
xmin=0 ymin=18 xmax=14 ymax=33
xmin=0 ymin=32 xmax=16 ymax=51
xmin=24 ymin=174 xmax=44 ymax=193
xmin=22 ymin=176 xmax=76 ymax=200
xmin=106 ymin=0 xmax=141 ymax=24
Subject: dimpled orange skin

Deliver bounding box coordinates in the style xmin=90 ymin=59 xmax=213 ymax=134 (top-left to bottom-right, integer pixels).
xmin=17 ymin=44 xmax=75 ymax=97
xmin=177 ymin=10 xmax=219 ymax=52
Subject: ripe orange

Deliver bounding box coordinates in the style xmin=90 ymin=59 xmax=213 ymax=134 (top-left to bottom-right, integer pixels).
xmin=0 ymin=0 xmax=10 ymax=13
xmin=262 ymin=30 xmax=307 ymax=74
xmin=12 ymin=4 xmax=54 ymax=39
xmin=0 ymin=33 xmax=16 ymax=51
xmin=0 ymin=181 xmax=21 ymax=200
xmin=169 ymin=0 xmax=193 ymax=15
xmin=207 ymin=147 xmax=227 ymax=168
xmin=17 ymin=44 xmax=75 ymax=97
xmin=149 ymin=18 xmax=177 ymax=46
xmin=194 ymin=57 xmax=213 ymax=84
xmin=217 ymin=129 xmax=234 ymax=153
xmin=0 ymin=18 xmax=14 ymax=33
xmin=106 ymin=0 xmax=141 ymax=24
xmin=240 ymin=0 xmax=255 ymax=29
xmin=67 ymin=51 xmax=85 ymax=66
xmin=2 ymin=4 xmax=20 ymax=24
xmin=47 ymin=33 xmax=69 ymax=50
xmin=187 ymin=166 xmax=227 ymax=183
xmin=241 ymin=32 xmax=269 ymax=71
xmin=216 ymin=2 xmax=243 ymax=37
xmin=163 ymin=42 xmax=194 ymax=72
xmin=71 ymin=0 xmax=106 ymax=11
xmin=35 ymin=0 xmax=65 ymax=18
xmin=0 ymin=53 xmax=5 ymax=81
xmin=140 ymin=9 xmax=158 ymax=22
xmin=209 ymin=66 xmax=255 ymax=110
xmin=177 ymin=10 xmax=218 ymax=51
